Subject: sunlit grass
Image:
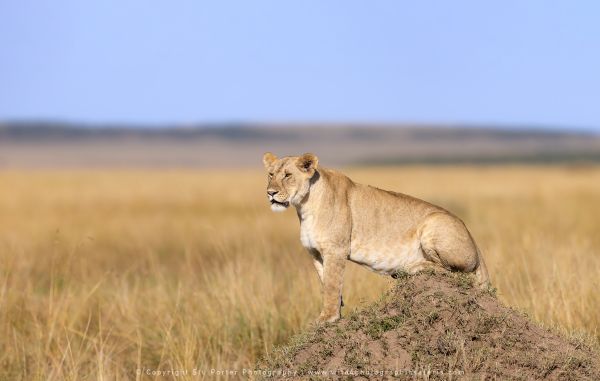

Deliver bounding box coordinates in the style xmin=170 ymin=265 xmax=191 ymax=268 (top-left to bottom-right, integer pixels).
xmin=0 ymin=166 xmax=599 ymax=379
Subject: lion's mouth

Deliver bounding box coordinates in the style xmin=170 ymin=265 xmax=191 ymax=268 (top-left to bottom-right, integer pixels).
xmin=270 ymin=199 xmax=290 ymax=208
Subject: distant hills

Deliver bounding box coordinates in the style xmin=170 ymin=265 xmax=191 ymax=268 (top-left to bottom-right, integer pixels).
xmin=1 ymin=122 xmax=599 ymax=168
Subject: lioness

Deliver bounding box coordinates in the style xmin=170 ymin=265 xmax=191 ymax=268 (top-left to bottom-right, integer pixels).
xmin=263 ymin=152 xmax=490 ymax=323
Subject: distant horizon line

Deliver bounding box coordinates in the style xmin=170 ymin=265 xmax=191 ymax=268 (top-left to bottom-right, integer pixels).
xmin=1 ymin=119 xmax=599 ymax=134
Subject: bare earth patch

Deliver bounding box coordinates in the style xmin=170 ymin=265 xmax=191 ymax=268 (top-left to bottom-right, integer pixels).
xmin=262 ymin=272 xmax=600 ymax=380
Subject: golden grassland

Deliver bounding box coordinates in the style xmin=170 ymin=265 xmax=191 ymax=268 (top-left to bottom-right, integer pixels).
xmin=1 ymin=165 xmax=599 ymax=380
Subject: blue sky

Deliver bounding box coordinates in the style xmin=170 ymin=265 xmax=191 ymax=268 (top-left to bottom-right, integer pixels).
xmin=1 ymin=1 xmax=599 ymax=129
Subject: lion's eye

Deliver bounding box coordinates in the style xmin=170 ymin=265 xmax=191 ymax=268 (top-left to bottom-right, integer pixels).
xmin=268 ymin=173 xmax=273 ymax=179
xmin=284 ymin=173 xmax=291 ymax=178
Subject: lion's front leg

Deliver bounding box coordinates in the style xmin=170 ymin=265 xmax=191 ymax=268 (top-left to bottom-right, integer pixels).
xmin=311 ymin=253 xmax=344 ymax=307
xmin=317 ymin=252 xmax=346 ymax=323
xmin=310 ymin=250 xmax=345 ymax=309
xmin=310 ymin=249 xmax=325 ymax=284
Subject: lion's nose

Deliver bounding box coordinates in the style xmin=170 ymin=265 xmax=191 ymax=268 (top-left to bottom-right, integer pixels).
xmin=267 ymin=190 xmax=278 ymax=197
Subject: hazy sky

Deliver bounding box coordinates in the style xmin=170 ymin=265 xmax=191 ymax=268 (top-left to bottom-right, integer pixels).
xmin=1 ymin=1 xmax=599 ymax=129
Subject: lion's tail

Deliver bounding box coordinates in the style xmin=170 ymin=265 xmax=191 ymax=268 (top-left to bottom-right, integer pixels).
xmin=474 ymin=244 xmax=491 ymax=290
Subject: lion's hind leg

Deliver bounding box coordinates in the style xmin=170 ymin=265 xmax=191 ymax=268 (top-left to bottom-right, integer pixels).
xmin=404 ymin=259 xmax=446 ymax=275
xmin=417 ymin=212 xmax=479 ymax=273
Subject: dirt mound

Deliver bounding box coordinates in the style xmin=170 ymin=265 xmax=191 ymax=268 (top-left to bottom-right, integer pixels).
xmin=263 ymin=272 xmax=600 ymax=380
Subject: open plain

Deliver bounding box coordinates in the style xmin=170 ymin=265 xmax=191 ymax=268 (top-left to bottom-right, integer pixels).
xmin=1 ymin=165 xmax=599 ymax=379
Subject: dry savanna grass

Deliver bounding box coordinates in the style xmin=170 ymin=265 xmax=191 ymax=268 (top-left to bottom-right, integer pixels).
xmin=0 ymin=165 xmax=599 ymax=379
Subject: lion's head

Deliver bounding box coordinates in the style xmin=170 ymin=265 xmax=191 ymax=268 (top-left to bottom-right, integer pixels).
xmin=262 ymin=152 xmax=319 ymax=212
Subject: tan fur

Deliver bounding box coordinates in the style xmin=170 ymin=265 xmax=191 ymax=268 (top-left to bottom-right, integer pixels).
xmin=263 ymin=152 xmax=491 ymax=323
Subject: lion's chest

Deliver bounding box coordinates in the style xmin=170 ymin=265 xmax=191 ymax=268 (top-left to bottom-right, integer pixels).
xmin=299 ymin=214 xmax=319 ymax=250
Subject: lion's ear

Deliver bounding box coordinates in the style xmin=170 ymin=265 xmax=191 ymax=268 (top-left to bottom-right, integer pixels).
xmin=296 ymin=153 xmax=318 ymax=172
xmin=263 ymin=152 xmax=277 ymax=168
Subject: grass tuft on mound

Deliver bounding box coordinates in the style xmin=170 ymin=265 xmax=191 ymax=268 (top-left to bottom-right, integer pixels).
xmin=262 ymin=271 xmax=600 ymax=380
